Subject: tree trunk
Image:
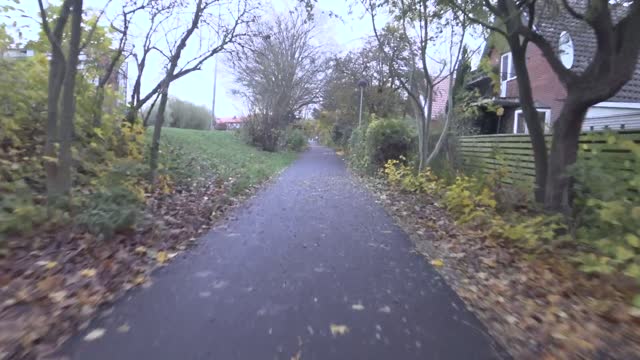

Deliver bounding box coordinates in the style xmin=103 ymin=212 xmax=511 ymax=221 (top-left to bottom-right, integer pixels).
xmin=92 ymin=86 xmax=105 ymax=128
xmin=422 ymin=84 xmax=434 ymax=166
xmin=149 ymin=82 xmax=170 ymax=183
xmin=425 ymin=75 xmax=455 ymax=166
xmin=55 ymin=0 xmax=83 ymax=201
xmin=44 ymin=50 xmax=65 ymax=202
xmin=510 ymin=45 xmax=548 ymax=203
xmin=43 ymin=2 xmax=71 ymax=205
xmin=544 ymin=99 xmax=587 ymax=213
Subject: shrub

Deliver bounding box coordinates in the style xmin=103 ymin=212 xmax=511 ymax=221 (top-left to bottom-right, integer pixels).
xmin=331 ymin=123 xmax=352 ymax=149
xmin=571 ymin=134 xmax=640 ymax=290
xmin=365 ymin=118 xmax=413 ymax=170
xmin=76 ymin=186 xmax=142 ymax=238
xmin=383 ymin=159 xmax=562 ymax=249
xmin=284 ymin=127 xmax=308 ymax=152
xmin=443 ymin=175 xmax=496 ymax=227
xmin=347 ymin=125 xmax=370 ymax=173
xmin=240 ymin=114 xmax=281 ymax=151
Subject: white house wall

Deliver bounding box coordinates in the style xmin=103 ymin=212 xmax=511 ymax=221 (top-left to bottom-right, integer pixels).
xmin=582 ymin=105 xmax=640 ymax=131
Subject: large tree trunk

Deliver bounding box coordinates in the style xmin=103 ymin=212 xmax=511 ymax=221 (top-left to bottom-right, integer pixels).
xmin=510 ymin=45 xmax=548 ymax=203
xmin=43 ymin=1 xmax=71 ymax=205
xmin=55 ymin=0 xmax=83 ymax=201
xmin=149 ymin=82 xmax=170 ymax=182
xmin=422 ymin=84 xmax=434 ymax=168
xmin=92 ymin=86 xmax=105 ymax=128
xmin=544 ymin=99 xmax=588 ymax=213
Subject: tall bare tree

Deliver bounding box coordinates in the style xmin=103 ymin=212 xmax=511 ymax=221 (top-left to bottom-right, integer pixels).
xmin=366 ymin=0 xmax=472 ymax=170
xmin=148 ymin=0 xmax=252 ymax=181
xmin=230 ymin=10 xmax=329 ymax=151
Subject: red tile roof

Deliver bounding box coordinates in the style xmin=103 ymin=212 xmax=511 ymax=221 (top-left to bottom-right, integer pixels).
xmin=216 ymin=116 xmax=245 ymax=124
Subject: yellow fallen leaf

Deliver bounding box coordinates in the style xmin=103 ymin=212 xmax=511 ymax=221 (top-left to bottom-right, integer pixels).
xmin=79 ymin=268 xmax=97 ymax=278
xmin=156 ymin=251 xmax=168 ymax=264
xmin=330 ymin=324 xmax=349 ymax=336
xmin=430 ymin=259 xmax=444 ymax=267
xmin=83 ymin=328 xmax=106 ymax=342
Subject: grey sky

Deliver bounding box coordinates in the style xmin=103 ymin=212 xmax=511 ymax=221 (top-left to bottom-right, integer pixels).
xmin=6 ymin=1 xmax=482 ymax=118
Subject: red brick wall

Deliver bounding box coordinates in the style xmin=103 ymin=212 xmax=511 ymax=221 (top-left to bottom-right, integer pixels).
xmin=489 ymin=45 xmax=567 ymax=123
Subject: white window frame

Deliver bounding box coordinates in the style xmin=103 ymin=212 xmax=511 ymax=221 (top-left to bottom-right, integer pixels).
xmin=513 ymin=108 xmax=551 ymax=134
xmin=500 ymin=52 xmax=516 ymax=97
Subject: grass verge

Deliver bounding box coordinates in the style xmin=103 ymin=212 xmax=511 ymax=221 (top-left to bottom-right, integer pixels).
xmin=156 ymin=128 xmax=297 ymax=194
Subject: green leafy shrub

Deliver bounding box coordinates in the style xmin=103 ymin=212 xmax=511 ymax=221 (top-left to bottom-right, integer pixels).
xmin=0 ymin=181 xmax=49 ymax=238
xmin=347 ymin=125 xmax=370 ymax=173
xmin=76 ymin=186 xmax=142 ymax=238
xmin=365 ymin=118 xmax=413 ymax=170
xmin=383 ymin=159 xmax=561 ymax=248
xmin=284 ymin=128 xmax=308 ymax=152
xmin=443 ymin=175 xmax=496 ymax=227
xmin=383 ymin=159 xmax=443 ymax=194
xmin=572 ymin=134 xmax=640 ymax=286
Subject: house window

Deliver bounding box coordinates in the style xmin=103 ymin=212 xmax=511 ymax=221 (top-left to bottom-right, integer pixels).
xmin=500 ymin=52 xmax=516 ymax=97
xmin=513 ymin=109 xmax=551 ymax=134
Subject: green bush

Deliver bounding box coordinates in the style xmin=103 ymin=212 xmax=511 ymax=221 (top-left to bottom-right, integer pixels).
xmin=571 ymin=134 xmax=640 ymax=288
xmin=76 ymin=186 xmax=142 ymax=238
xmin=284 ymin=128 xmax=308 ymax=152
xmin=347 ymin=125 xmax=370 ymax=173
xmin=365 ymin=118 xmax=413 ymax=170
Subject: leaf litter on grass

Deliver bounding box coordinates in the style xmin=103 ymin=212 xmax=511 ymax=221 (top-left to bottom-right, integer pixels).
xmin=0 ymin=131 xmax=297 ymax=360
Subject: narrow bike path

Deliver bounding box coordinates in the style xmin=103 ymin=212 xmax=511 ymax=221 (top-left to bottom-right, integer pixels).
xmin=65 ymin=145 xmax=506 ymax=360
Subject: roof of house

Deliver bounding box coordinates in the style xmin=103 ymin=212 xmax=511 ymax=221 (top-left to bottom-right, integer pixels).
xmin=216 ymin=116 xmax=244 ymax=124
xmin=535 ymin=1 xmax=640 ymax=102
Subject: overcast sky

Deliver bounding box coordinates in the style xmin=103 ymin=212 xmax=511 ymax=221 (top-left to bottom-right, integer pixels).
xmin=7 ymin=0 xmax=482 ymax=118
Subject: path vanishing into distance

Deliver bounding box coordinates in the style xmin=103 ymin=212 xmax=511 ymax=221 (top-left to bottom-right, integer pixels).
xmin=64 ymin=145 xmax=508 ymax=360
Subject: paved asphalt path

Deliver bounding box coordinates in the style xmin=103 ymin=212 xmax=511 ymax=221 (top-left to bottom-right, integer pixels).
xmin=64 ymin=145 xmax=507 ymax=360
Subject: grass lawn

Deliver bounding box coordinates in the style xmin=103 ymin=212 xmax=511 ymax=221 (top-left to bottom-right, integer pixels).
xmin=156 ymin=128 xmax=297 ymax=194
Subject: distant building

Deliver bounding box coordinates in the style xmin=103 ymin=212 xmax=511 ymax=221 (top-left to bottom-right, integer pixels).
xmin=214 ymin=116 xmax=245 ymax=130
xmin=1 ymin=48 xmax=34 ymax=60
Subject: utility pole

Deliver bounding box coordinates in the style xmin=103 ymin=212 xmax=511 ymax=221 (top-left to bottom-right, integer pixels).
xmin=211 ymin=58 xmax=218 ymax=129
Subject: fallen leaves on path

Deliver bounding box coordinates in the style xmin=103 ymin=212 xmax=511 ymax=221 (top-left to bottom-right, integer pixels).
xmin=0 ymin=178 xmax=246 ymax=359
xmin=362 ymin=176 xmax=640 ymax=359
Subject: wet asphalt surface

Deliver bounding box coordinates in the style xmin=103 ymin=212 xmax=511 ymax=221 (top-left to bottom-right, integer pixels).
xmin=64 ymin=145 xmax=507 ymax=360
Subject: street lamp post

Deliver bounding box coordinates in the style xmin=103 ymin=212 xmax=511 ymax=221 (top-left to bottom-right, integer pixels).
xmin=357 ymin=79 xmax=367 ymax=128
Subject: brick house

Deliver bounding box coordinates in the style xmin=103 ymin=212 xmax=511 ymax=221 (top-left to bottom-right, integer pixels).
xmin=214 ymin=116 xmax=245 ymax=130
xmin=469 ymin=6 xmax=640 ymax=134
